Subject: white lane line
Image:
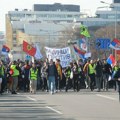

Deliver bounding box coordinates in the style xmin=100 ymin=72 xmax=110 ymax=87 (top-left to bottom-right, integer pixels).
xmin=46 ymin=106 xmax=63 ymax=115
xmin=27 ymin=96 xmax=37 ymax=102
xmin=96 ymin=94 xmax=118 ymax=101
xmin=26 ymin=97 xmax=62 ymax=114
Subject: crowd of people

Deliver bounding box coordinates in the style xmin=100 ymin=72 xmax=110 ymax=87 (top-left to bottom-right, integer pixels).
xmin=0 ymin=58 xmax=120 ymax=95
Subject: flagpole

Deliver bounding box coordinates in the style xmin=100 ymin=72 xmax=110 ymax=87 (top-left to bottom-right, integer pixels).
xmin=32 ymin=56 xmax=35 ymax=63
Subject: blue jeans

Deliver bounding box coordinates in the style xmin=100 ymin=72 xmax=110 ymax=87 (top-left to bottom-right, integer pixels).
xmin=103 ymin=73 xmax=109 ymax=90
xmin=48 ymin=76 xmax=55 ymax=93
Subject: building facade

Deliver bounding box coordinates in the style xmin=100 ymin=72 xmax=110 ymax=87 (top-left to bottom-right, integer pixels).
xmin=6 ymin=3 xmax=83 ymax=60
xmin=34 ymin=3 xmax=80 ymax=12
xmin=6 ymin=1 xmax=120 ymax=60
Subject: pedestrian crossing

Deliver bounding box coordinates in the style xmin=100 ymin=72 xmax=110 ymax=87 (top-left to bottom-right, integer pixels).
xmin=0 ymin=95 xmax=74 ymax=120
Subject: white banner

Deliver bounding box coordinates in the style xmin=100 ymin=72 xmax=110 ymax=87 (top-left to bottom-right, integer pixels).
xmin=45 ymin=47 xmax=71 ymax=68
xmin=84 ymin=52 xmax=91 ymax=58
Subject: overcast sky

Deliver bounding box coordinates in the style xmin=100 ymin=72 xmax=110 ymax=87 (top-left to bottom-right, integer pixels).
xmin=0 ymin=0 xmax=112 ymax=31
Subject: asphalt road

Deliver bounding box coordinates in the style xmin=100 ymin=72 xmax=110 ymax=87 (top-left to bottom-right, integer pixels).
xmin=0 ymin=89 xmax=120 ymax=120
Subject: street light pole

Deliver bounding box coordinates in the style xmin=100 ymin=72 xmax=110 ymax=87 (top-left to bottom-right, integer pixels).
xmin=101 ymin=1 xmax=120 ymax=102
xmin=100 ymin=1 xmax=117 ymax=39
xmin=39 ymin=29 xmax=50 ymax=47
xmin=100 ymin=1 xmax=117 ymax=58
xmin=115 ymin=10 xmax=117 ymax=38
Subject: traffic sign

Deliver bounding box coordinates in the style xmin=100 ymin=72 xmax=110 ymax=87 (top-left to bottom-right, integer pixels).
xmin=96 ymin=38 xmax=111 ymax=50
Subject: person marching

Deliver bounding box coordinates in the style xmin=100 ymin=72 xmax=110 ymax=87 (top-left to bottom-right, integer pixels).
xmin=83 ymin=60 xmax=90 ymax=89
xmin=95 ymin=60 xmax=103 ymax=92
xmin=112 ymin=62 xmax=119 ymax=91
xmin=0 ymin=61 xmax=5 ymax=94
xmin=55 ymin=59 xmax=62 ymax=91
xmin=41 ymin=61 xmax=48 ymax=91
xmin=77 ymin=59 xmax=85 ymax=90
xmin=102 ymin=60 xmax=112 ymax=91
xmin=88 ymin=60 xmax=96 ymax=91
xmin=73 ymin=62 xmax=79 ymax=92
xmin=113 ymin=64 xmax=120 ymax=102
xmin=65 ymin=66 xmax=71 ymax=92
xmin=23 ymin=61 xmax=31 ymax=92
xmin=0 ymin=61 xmax=3 ymax=94
xmin=29 ymin=63 xmax=38 ymax=94
xmin=10 ymin=61 xmax=20 ymax=94
xmin=47 ymin=59 xmax=58 ymax=94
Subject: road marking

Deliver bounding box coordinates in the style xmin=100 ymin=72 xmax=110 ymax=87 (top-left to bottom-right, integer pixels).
xmin=96 ymin=94 xmax=118 ymax=101
xmin=46 ymin=106 xmax=63 ymax=115
xmin=26 ymin=97 xmax=62 ymax=114
xmin=27 ymin=96 xmax=37 ymax=102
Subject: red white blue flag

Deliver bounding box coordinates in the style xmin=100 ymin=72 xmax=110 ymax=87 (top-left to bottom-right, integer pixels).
xmin=107 ymin=54 xmax=116 ymax=66
xmin=109 ymin=38 xmax=120 ymax=50
xmin=79 ymin=38 xmax=87 ymax=51
xmin=1 ymin=45 xmax=10 ymax=55
xmin=73 ymin=45 xmax=86 ymax=60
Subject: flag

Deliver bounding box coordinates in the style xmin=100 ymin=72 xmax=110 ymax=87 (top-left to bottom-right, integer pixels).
xmin=2 ymin=45 xmax=10 ymax=52
xmin=109 ymin=38 xmax=120 ymax=50
xmin=73 ymin=45 xmax=86 ymax=60
xmin=73 ymin=45 xmax=86 ymax=55
xmin=79 ymin=38 xmax=87 ymax=51
xmin=23 ymin=40 xmax=36 ymax=56
xmin=34 ymin=44 xmax=43 ymax=59
xmin=107 ymin=54 xmax=116 ymax=66
xmin=80 ymin=24 xmax=90 ymax=38
xmin=1 ymin=45 xmax=10 ymax=55
xmin=79 ymin=54 xmax=85 ymax=60
xmin=84 ymin=52 xmax=91 ymax=58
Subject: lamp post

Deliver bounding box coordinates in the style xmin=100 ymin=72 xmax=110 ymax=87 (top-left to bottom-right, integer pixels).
xmin=54 ymin=23 xmax=69 ymax=47
xmin=101 ymin=1 xmax=120 ymax=102
xmin=100 ymin=1 xmax=117 ymax=38
xmin=40 ymin=29 xmax=66 ymax=47
xmin=39 ymin=29 xmax=51 ymax=47
xmin=54 ymin=19 xmax=77 ymax=47
xmin=100 ymin=1 xmax=117 ymax=59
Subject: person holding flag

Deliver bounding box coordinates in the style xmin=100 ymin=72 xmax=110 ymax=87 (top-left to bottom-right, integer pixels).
xmin=102 ymin=59 xmax=112 ymax=91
